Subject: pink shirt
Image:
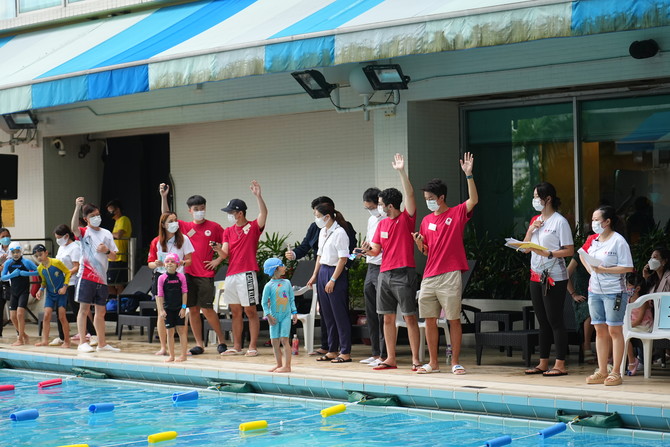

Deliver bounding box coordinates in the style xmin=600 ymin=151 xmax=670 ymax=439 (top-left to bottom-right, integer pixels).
xmin=222 ymin=219 xmax=263 ymax=276
xmin=178 ymin=220 xmax=224 ymax=278
xmin=419 ymin=202 xmax=472 ymax=278
xmin=372 ymin=210 xmax=416 ymax=272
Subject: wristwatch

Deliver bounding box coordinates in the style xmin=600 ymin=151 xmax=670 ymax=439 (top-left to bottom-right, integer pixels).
xmin=548 ymin=251 xmax=553 ymax=259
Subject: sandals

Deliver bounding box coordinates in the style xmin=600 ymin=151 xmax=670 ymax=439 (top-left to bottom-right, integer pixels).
xmin=451 ymin=364 xmax=466 ymax=375
xmin=626 ymin=359 xmax=640 ymax=376
xmin=524 ymin=367 xmax=547 ymax=375
xmin=417 ymin=364 xmax=440 ymax=374
xmin=316 ymin=355 xmax=337 ymax=362
xmin=330 ymin=356 xmax=352 ymax=363
xmin=604 ymin=372 xmax=622 ymax=386
xmin=586 ymin=371 xmax=607 ymax=384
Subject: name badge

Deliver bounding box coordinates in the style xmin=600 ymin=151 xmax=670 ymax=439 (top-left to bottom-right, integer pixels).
xmin=187 ymin=229 xmax=196 ymax=237
xmin=381 ymin=231 xmax=389 ymax=239
xmin=428 ymin=223 xmax=437 ymax=231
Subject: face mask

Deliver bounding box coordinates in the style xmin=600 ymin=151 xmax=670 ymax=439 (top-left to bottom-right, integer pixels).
xmin=227 ymin=213 xmax=237 ymax=224
xmin=648 ymin=258 xmax=662 ymax=271
xmin=378 ymin=205 xmax=385 ymax=216
xmin=193 ymin=211 xmax=206 ymax=221
xmin=56 ymin=236 xmax=68 ymax=246
xmin=89 ymin=215 xmax=102 ymax=227
xmin=592 ymin=220 xmax=604 ymax=234
xmin=626 ymin=286 xmax=636 ymax=296
xmin=368 ymin=208 xmax=381 ymax=218
xmin=315 ymin=216 xmax=328 ymax=229
xmin=426 ymin=200 xmax=439 ymax=212
xmin=532 ymin=198 xmax=544 ymax=212
xmin=0 ymin=237 xmax=10 ymax=246
xmin=166 ymin=222 xmax=180 ymax=234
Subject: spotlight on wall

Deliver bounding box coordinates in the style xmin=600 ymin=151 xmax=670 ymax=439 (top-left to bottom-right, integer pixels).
xmin=2 ymin=110 xmax=38 ymax=130
xmin=291 ymin=70 xmax=337 ymax=99
xmin=629 ymin=39 xmax=660 ymax=59
xmin=362 ymin=64 xmax=410 ymax=90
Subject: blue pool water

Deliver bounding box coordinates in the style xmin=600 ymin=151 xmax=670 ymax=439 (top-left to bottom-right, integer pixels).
xmin=0 ymin=370 xmax=664 ymax=447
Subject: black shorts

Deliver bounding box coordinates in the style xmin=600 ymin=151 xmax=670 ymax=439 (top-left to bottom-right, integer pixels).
xmin=75 ymin=278 xmax=109 ymax=306
xmin=164 ymin=309 xmax=185 ymax=329
xmin=107 ymin=261 xmax=128 ymax=284
xmin=9 ymin=290 xmax=29 ymax=310
xmin=186 ymin=275 xmax=214 ymax=309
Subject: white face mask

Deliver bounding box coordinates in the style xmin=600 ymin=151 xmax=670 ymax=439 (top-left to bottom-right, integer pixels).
xmin=227 ymin=213 xmax=237 ymax=225
xmin=648 ymin=258 xmax=662 ymax=271
xmin=426 ymin=200 xmax=439 ymax=212
xmin=88 ymin=215 xmax=102 ymax=228
xmin=166 ymin=221 xmax=180 ymax=234
xmin=592 ymin=220 xmax=604 ymax=234
xmin=378 ymin=205 xmax=385 ymax=216
xmin=56 ymin=235 xmax=68 ymax=246
xmin=193 ymin=210 xmax=206 ymax=221
xmin=315 ymin=216 xmax=328 ymax=229
xmin=368 ymin=208 xmax=381 ymax=218
xmin=532 ymin=198 xmax=544 ymax=212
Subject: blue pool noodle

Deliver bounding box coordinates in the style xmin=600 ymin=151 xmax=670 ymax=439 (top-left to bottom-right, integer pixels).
xmin=10 ymin=409 xmax=39 ymax=421
xmin=172 ymin=390 xmax=198 ymax=402
xmin=89 ymin=403 xmax=115 ymax=413
xmin=484 ymin=435 xmax=512 ymax=447
xmin=538 ymin=422 xmax=566 ymax=439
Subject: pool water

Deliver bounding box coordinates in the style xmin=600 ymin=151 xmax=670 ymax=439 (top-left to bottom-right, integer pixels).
xmin=0 ymin=371 xmax=664 ymax=447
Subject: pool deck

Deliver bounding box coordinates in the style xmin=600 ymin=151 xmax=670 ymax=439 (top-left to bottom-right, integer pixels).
xmin=2 ymin=325 xmax=669 ymax=434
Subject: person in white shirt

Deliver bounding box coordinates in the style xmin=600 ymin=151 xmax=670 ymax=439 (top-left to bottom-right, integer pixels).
xmin=523 ymin=182 xmax=574 ymax=377
xmin=581 ymin=205 xmax=634 ymax=386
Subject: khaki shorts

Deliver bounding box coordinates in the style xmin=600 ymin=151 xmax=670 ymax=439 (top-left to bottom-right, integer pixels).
xmin=186 ymin=274 xmax=214 ymax=309
xmin=418 ymin=271 xmax=462 ymax=320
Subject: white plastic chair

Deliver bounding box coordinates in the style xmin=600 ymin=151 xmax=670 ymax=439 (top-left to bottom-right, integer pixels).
xmin=295 ymin=285 xmax=318 ymax=354
xmin=207 ymin=280 xmax=233 ymax=344
xmin=620 ymin=292 xmax=670 ymax=378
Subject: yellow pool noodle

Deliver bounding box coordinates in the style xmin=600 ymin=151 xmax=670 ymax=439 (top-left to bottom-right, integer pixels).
xmin=239 ymin=420 xmax=268 ymax=431
xmin=147 ymin=431 xmax=178 ymax=443
xmin=320 ymin=404 xmax=346 ymax=418
xmin=58 ymin=445 xmax=89 ymax=447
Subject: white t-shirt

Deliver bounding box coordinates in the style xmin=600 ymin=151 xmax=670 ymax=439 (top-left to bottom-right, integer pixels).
xmin=153 ymin=235 xmax=195 ymax=274
xmin=56 ymin=240 xmax=82 ymax=286
xmin=530 ymin=212 xmax=573 ymax=281
xmin=79 ymin=226 xmax=117 ymax=285
xmin=317 ymin=222 xmax=350 ymax=267
xmin=365 ymin=214 xmax=385 ymax=266
xmin=587 ymin=232 xmax=633 ymax=295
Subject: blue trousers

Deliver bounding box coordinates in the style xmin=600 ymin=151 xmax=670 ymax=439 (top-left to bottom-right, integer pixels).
xmin=317 ymin=265 xmax=351 ymax=355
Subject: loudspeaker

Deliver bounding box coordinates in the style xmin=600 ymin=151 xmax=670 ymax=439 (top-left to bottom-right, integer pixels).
xmin=0 ymin=154 xmax=18 ymax=200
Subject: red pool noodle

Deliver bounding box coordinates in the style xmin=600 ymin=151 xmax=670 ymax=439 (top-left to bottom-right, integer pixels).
xmin=0 ymin=384 xmax=15 ymax=392
xmin=38 ymin=378 xmax=62 ymax=388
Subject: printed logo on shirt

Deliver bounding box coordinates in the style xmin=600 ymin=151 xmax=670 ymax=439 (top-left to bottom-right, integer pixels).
xmin=243 ymin=224 xmax=251 ymax=235
xmin=445 ymin=217 xmax=452 ymax=225
xmin=381 ymin=231 xmax=389 ymax=239
xmin=205 ymin=230 xmax=211 ymax=237
xmin=428 ymin=223 xmax=437 ymax=231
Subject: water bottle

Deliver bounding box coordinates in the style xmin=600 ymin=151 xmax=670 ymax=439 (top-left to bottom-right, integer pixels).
xmin=291 ymin=334 xmax=299 ymax=355
xmin=445 ymin=344 xmax=452 ymax=363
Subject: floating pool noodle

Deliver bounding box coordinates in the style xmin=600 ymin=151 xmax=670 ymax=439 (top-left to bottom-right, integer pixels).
xmin=239 ymin=420 xmax=268 ymax=431
xmin=320 ymin=404 xmax=346 ymax=418
xmin=172 ymin=390 xmax=198 ymax=402
xmin=88 ymin=403 xmax=115 ymax=413
xmin=57 ymin=444 xmax=89 ymax=447
xmin=147 ymin=431 xmax=177 ymax=443
xmin=10 ymin=409 xmax=39 ymax=421
xmin=538 ymin=422 xmax=566 ymax=439
xmin=0 ymin=384 xmax=14 ymax=392
xmin=484 ymin=435 xmax=512 ymax=447
xmin=38 ymin=378 xmax=62 ymax=388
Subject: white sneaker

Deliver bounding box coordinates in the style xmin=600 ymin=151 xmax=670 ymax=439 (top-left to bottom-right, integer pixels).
xmin=96 ymin=344 xmax=120 ymax=352
xmin=77 ymin=343 xmax=95 ymax=353
xmin=359 ymin=356 xmax=376 ymax=364
xmin=49 ymin=337 xmax=63 ymax=346
xmin=367 ymin=358 xmax=383 ymax=367
xmin=89 ymin=336 xmax=99 ymax=347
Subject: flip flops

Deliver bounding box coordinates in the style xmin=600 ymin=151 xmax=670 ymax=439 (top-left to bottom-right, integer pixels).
xmin=245 ymin=349 xmax=259 ymax=357
xmin=330 ymin=356 xmax=352 ymax=363
xmin=316 ymin=355 xmax=337 ymax=362
xmin=524 ymin=367 xmax=547 ymax=375
xmin=372 ymin=362 xmax=398 ymax=370
xmin=543 ymin=369 xmax=568 ymax=377
xmin=417 ymin=364 xmax=440 ymax=374
xmin=221 ymin=348 xmax=243 ymax=356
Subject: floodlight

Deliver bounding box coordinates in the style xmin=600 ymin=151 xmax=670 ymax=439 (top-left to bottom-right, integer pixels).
xmin=362 ymin=64 xmax=410 ymax=90
xmin=2 ymin=111 xmax=38 ymax=130
xmin=291 ymin=70 xmax=337 ymax=99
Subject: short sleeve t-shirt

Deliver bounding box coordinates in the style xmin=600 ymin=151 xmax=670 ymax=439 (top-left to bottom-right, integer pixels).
xmin=365 ymin=214 xmax=385 ymax=266
xmin=79 ymin=226 xmax=117 ymax=285
xmin=112 ymin=215 xmax=132 ymax=262
xmin=420 ymin=202 xmax=472 ymax=278
xmin=372 ymin=210 xmax=416 ymax=272
xmin=147 ymin=235 xmax=195 ymax=274
xmin=178 ymin=220 xmax=224 ymax=278
xmin=529 ymin=212 xmax=574 ymax=281
xmin=222 ymin=219 xmax=263 ymax=276
xmin=584 ymin=232 xmax=633 ymax=295
xmin=157 ymin=272 xmax=188 ymax=310
xmin=56 ymin=240 xmax=81 ymax=286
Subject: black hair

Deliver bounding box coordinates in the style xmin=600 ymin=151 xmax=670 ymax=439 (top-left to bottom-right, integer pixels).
xmin=534 ymin=182 xmax=561 ymax=209
xmin=652 ymin=246 xmax=670 ymax=264
xmin=186 ymin=195 xmax=206 ymax=207
xmin=314 ymin=203 xmax=347 ymax=228
xmin=106 ymin=199 xmax=122 ymax=211
xmin=627 ymin=271 xmax=649 ymax=295
xmin=311 ymin=196 xmax=334 ymax=209
xmin=422 ymin=178 xmax=447 ymax=200
xmin=53 ymin=224 xmax=76 ymax=241
xmin=82 ymin=203 xmax=99 ymax=217
xmin=596 ymin=205 xmax=618 ymax=228
xmin=362 ymin=188 xmax=381 ymax=203
xmin=0 ymin=227 xmax=9 ymax=237
xmin=379 ymin=187 xmax=402 ymax=210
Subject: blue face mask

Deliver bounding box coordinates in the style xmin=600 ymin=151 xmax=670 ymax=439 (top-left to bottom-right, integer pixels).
xmin=0 ymin=237 xmax=10 ymax=246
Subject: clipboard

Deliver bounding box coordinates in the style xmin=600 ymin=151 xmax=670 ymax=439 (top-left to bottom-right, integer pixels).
xmin=505 ymin=238 xmax=548 ymax=251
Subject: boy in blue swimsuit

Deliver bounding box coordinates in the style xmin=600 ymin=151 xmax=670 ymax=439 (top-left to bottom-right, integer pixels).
xmin=262 ymin=258 xmax=297 ymax=373
xmin=1 ymin=242 xmax=37 ymax=346
xmin=156 ymin=253 xmax=188 ymax=363
xmin=33 ymin=244 xmax=71 ymax=347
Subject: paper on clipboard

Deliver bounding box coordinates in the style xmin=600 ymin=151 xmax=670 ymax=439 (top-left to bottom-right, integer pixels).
xmin=578 ymin=248 xmax=602 ymax=267
xmin=505 ymin=238 xmax=548 ymax=251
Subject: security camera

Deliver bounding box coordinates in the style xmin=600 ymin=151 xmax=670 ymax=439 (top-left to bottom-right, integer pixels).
xmin=52 ymin=138 xmax=65 ymax=156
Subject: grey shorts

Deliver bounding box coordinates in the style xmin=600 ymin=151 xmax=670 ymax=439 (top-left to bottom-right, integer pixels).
xmin=376 ymin=267 xmax=418 ymax=316
xmin=75 ymin=278 xmax=109 ymax=307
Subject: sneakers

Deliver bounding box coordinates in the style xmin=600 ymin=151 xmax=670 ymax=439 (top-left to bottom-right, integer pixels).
xmin=96 ymin=344 xmax=120 ymax=352
xmin=77 ymin=343 xmax=95 ymax=353
xmin=89 ymin=335 xmax=99 ymax=347
xmin=359 ymin=356 xmax=377 ymax=364
xmin=367 ymin=358 xmax=383 ymax=367
xmin=49 ymin=337 xmax=63 ymax=346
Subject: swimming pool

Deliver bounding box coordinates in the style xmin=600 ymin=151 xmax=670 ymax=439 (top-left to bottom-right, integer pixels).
xmin=0 ymin=370 xmax=665 ymax=446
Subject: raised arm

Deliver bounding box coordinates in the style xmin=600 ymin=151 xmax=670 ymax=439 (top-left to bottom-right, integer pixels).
xmin=460 ymin=152 xmax=479 ymax=212
xmin=159 ymin=183 xmax=170 ymax=213
xmin=250 ymin=180 xmax=267 ymax=228
xmin=392 ymin=153 xmax=415 ymax=217
xmin=71 ymin=197 xmax=84 ymax=238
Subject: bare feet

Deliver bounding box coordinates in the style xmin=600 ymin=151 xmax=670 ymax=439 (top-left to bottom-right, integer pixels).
xmin=34 ymin=341 xmax=48 ymax=346
xmin=155 ymin=349 xmax=167 ymax=356
xmin=22 ymin=335 xmax=29 ymax=344
xmin=11 ymin=339 xmax=24 ymax=346
xmin=275 ymin=366 xmax=291 ymax=373
xmin=165 ymin=357 xmax=175 ymax=363
xmin=175 ymin=356 xmax=187 ymax=362
xmin=61 ymin=342 xmax=71 ymax=348
xmin=268 ymin=365 xmax=281 ymax=372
